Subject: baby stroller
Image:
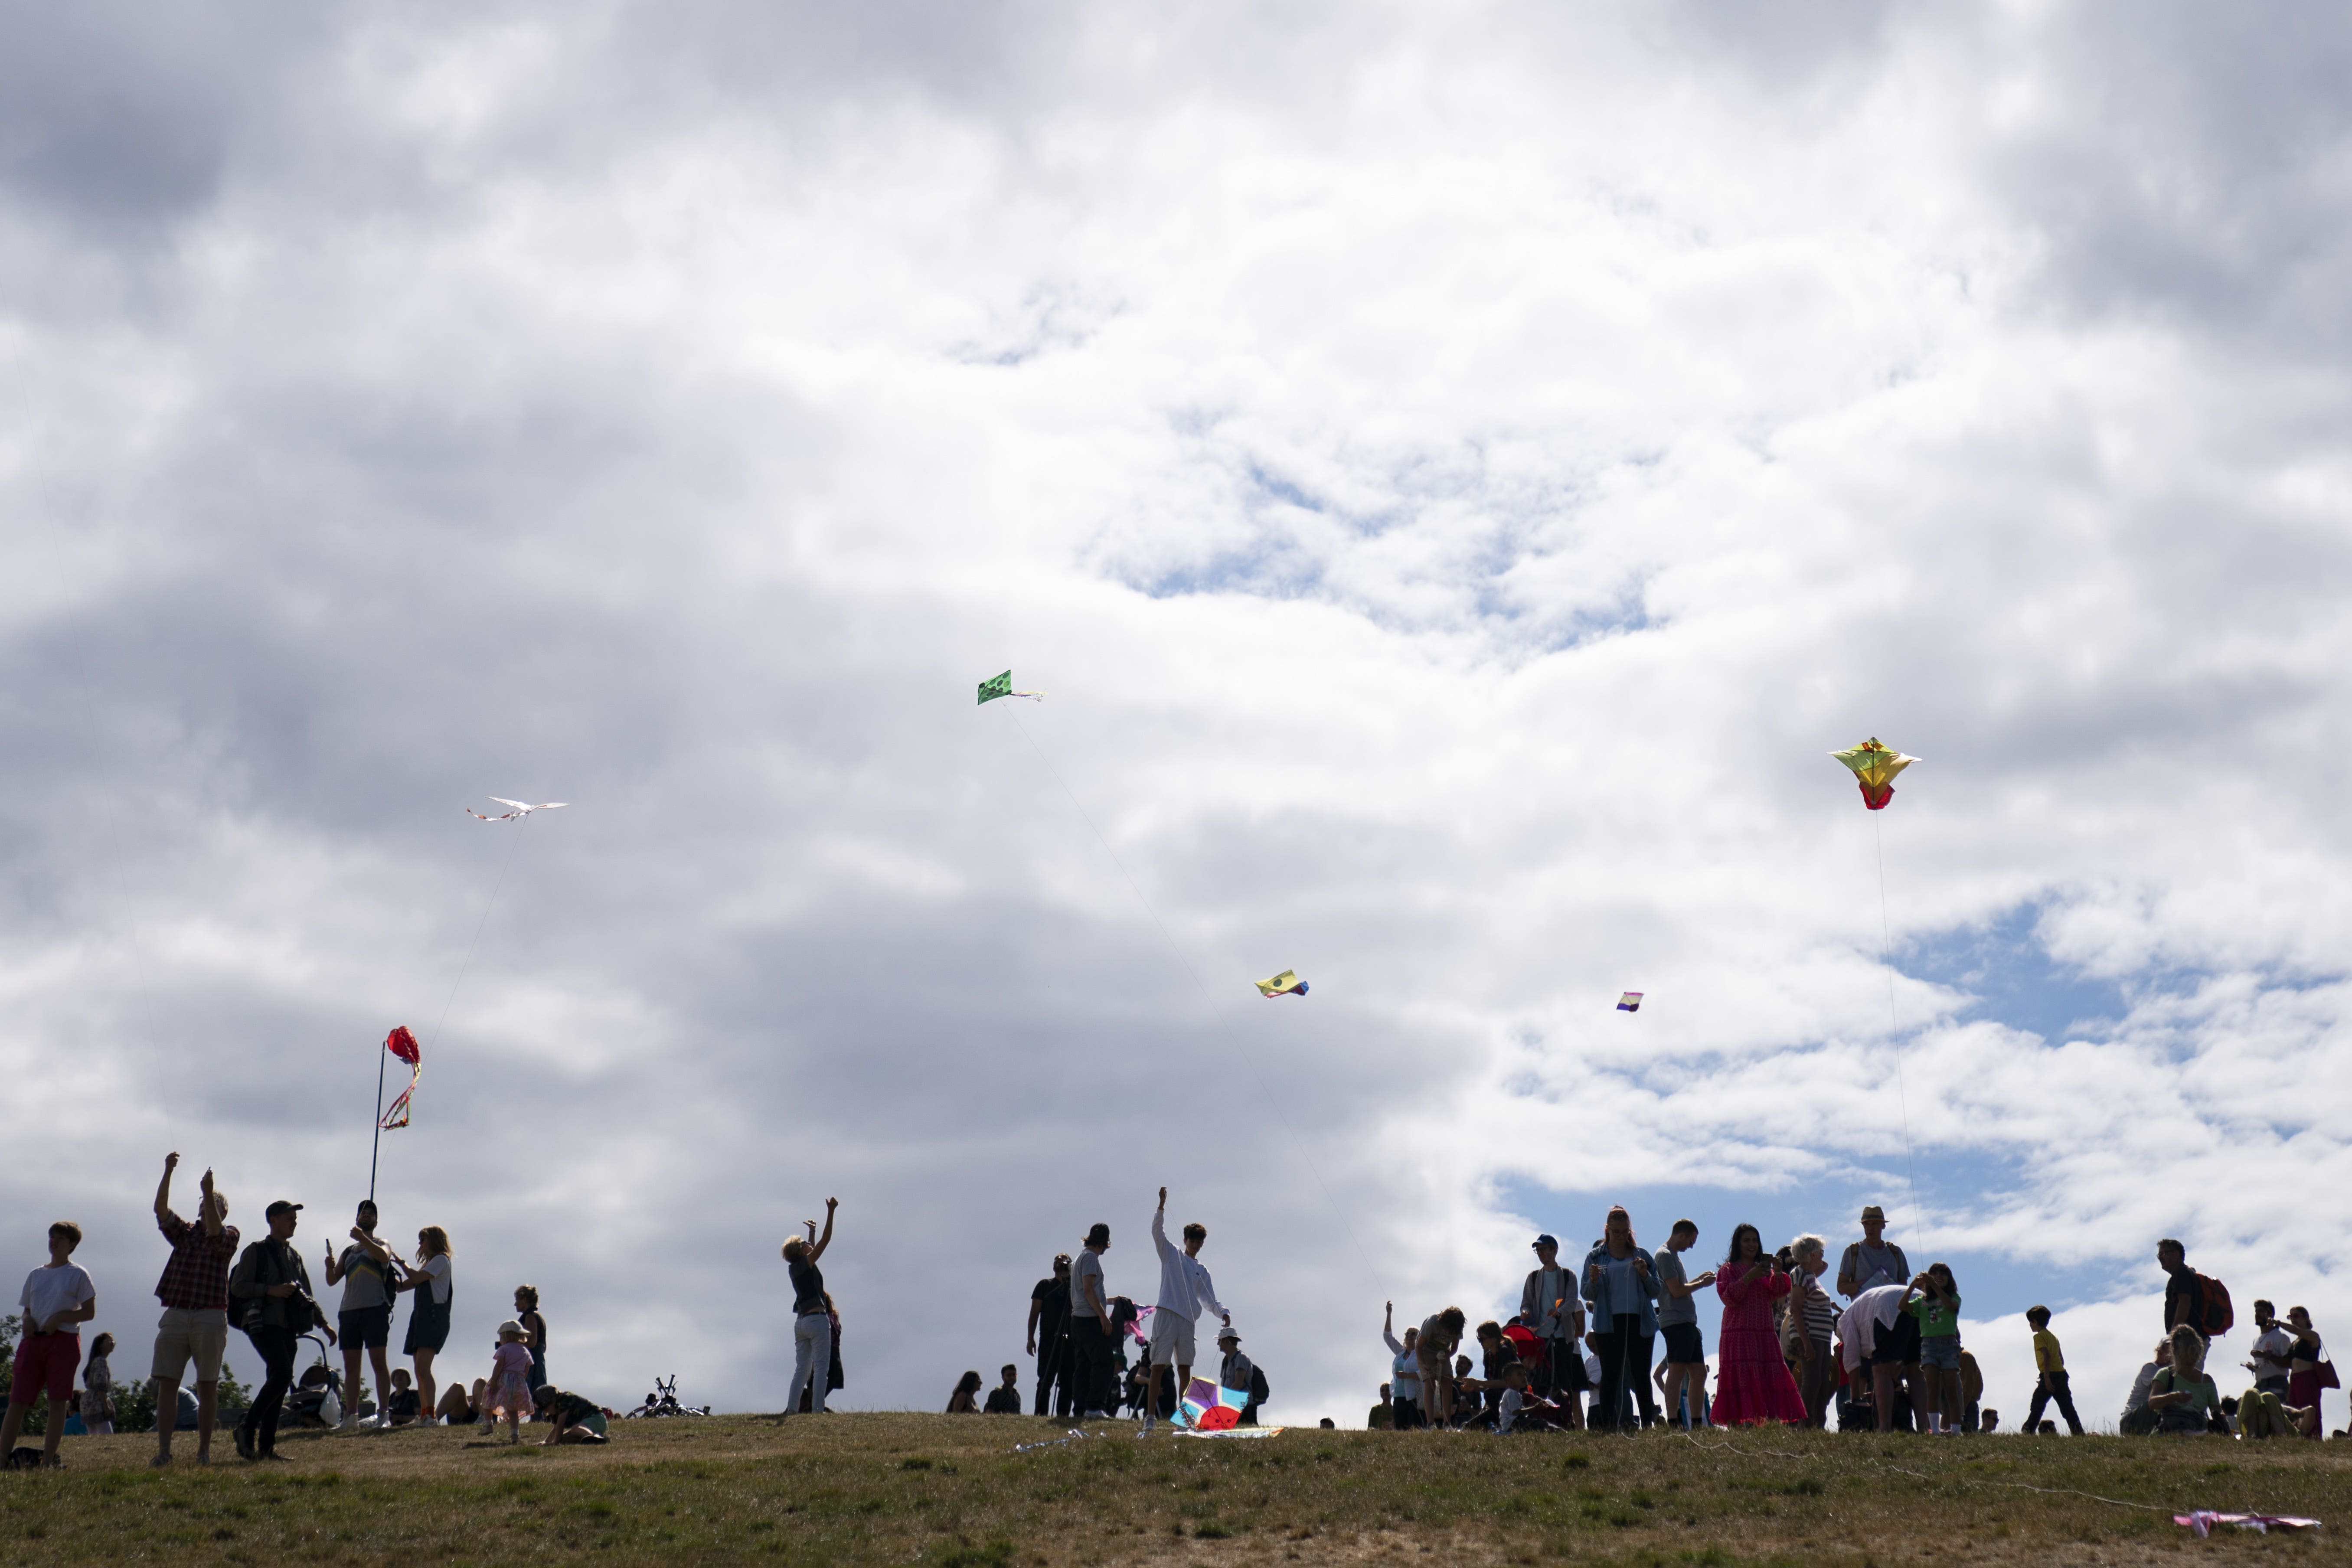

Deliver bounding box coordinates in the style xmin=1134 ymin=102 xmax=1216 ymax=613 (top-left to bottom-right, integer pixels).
xmin=284 ymin=1333 xmax=345 ymax=1430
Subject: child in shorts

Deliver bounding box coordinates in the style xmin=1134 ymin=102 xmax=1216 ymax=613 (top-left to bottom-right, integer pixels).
xmin=1902 ymin=1264 xmax=1963 ymax=1433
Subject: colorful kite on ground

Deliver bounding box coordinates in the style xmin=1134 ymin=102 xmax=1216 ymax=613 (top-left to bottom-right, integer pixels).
xmin=379 ymin=1026 xmax=421 ymax=1130
xmin=1176 ymin=1376 xmax=1251 ymax=1432
xmin=1830 ymin=738 xmax=1918 ymax=811
xmin=1617 ymin=992 xmax=1643 ymax=1013
xmin=467 ymin=797 xmax=569 ymax=821
xmin=1254 ymin=970 xmax=1309 ymax=998
xmin=977 ymin=671 xmax=1045 ymax=705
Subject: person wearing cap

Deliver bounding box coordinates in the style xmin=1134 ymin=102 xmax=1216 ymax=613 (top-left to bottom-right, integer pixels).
xmin=1519 ymin=1234 xmax=1588 ymax=1426
xmin=1216 ymin=1325 xmax=1260 ymax=1427
xmin=1068 ymin=1222 xmax=1116 ymax=1419
xmin=149 ymin=1151 xmax=238 ymax=1466
xmin=1144 ymin=1186 xmax=1230 ymax=1431
xmin=1836 ymin=1206 xmax=1910 ymax=1300
xmin=227 ymin=1199 xmax=334 ymax=1461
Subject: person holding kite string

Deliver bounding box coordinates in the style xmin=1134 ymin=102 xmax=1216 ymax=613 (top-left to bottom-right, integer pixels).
xmin=148 ymin=1152 xmax=236 ymax=1466
xmin=779 ymin=1198 xmax=838 ymax=1419
xmin=324 ymin=1198 xmax=404 ymax=1429
xmin=390 ymin=1225 xmax=454 ymax=1428
xmin=1143 ymin=1186 xmax=1230 ymax=1431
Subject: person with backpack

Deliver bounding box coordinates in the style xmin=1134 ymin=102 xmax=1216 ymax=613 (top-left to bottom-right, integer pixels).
xmin=2156 ymin=1238 xmax=2232 ymax=1343
xmin=227 ymin=1201 xmax=335 ymax=1462
xmin=1835 ymin=1206 xmax=1909 ymax=1300
xmin=1217 ymin=1325 xmax=1268 ymax=1426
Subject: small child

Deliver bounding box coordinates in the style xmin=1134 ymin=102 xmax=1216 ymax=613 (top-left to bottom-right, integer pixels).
xmin=1901 ymin=1264 xmax=1964 ymax=1433
xmin=82 ymin=1333 xmax=116 ymax=1437
xmin=481 ymin=1321 xmax=535 ymax=1443
xmin=386 ymin=1368 xmax=420 ymax=1425
xmin=2023 ymin=1305 xmax=2084 ymax=1435
xmin=513 ymin=1285 xmax=548 ymax=1391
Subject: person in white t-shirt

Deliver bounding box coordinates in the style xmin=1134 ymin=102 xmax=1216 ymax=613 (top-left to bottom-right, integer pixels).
xmin=2246 ymin=1300 xmax=2296 ymax=1396
xmin=3 ymin=1222 xmax=99 ymax=1470
xmin=1143 ymin=1186 xmax=1230 ymax=1431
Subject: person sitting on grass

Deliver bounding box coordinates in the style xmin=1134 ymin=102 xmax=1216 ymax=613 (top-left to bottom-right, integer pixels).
xmin=2124 ymin=1338 xmax=2172 ymax=1423
xmin=385 ymin=1369 xmax=421 ymax=1426
xmin=437 ymin=1377 xmax=483 ymax=1426
xmin=1978 ymin=1407 xmax=1999 ymax=1434
xmin=947 ymin=1371 xmax=983 ymax=1413
xmin=1368 ymin=1382 xmax=1395 ymax=1430
xmin=533 ymin=1386 xmax=608 ymax=1445
xmin=983 ymin=1364 xmax=1023 ymax=1413
xmin=2136 ymin=1325 xmax=2221 ymax=1434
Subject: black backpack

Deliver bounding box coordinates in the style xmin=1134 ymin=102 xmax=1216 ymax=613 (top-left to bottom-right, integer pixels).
xmin=1247 ymin=1364 xmax=1271 ymax=1405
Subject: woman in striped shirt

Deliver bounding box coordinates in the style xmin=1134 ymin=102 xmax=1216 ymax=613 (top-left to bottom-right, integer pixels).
xmin=1787 ymin=1234 xmax=1839 ymax=1428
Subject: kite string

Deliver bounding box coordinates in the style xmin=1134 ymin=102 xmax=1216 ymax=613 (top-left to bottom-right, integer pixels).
xmin=1002 ymin=706 xmax=1382 ymax=1284
xmin=428 ymin=813 xmax=529 ymax=1053
xmin=1872 ymin=813 xmax=1921 ymax=1232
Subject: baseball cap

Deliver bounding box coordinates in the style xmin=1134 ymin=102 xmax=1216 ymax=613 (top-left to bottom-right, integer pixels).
xmin=265 ymin=1200 xmax=304 ymax=1219
xmin=1532 ymin=1233 xmax=1559 ymax=1249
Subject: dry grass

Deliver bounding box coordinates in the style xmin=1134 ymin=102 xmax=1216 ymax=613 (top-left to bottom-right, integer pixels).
xmin=2 ymin=1414 xmax=2346 ymax=1566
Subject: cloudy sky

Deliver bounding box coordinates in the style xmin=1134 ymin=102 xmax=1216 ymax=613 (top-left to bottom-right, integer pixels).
xmin=5 ymin=1 xmax=2349 ymax=1428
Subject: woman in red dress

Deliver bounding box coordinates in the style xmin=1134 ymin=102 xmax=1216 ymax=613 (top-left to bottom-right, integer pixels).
xmin=1709 ymin=1224 xmax=1808 ymax=1426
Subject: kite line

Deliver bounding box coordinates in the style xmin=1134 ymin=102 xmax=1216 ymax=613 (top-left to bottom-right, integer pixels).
xmin=1872 ymin=812 xmax=1922 ymax=1233
xmin=368 ymin=802 xmax=555 ymax=1201
xmin=993 ymin=698 xmax=1381 ymax=1283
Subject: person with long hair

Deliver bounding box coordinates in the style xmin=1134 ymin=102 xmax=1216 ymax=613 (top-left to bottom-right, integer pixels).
xmin=1414 ymin=1307 xmax=1468 ymax=1429
xmin=81 ymin=1332 xmax=116 ymax=1436
xmin=1900 ymin=1264 xmax=1965 ymax=1433
xmin=1581 ymin=1207 xmax=1661 ymax=1431
xmin=2141 ymin=1323 xmax=2220 ymax=1434
xmin=392 ymin=1225 xmax=454 ymax=1422
xmin=1708 ymin=1223 xmax=1806 ymax=1426
xmin=779 ymin=1198 xmax=838 ymax=1419
xmin=2285 ymin=1307 xmax=2329 ymax=1438
xmin=946 ymin=1370 xmax=984 ymax=1413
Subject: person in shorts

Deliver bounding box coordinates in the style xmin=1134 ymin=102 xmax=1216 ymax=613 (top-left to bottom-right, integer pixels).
xmin=534 ymin=1385 xmax=609 ymax=1444
xmin=1653 ymin=1219 xmax=1716 ymax=1430
xmin=1899 ymin=1264 xmax=1964 ymax=1432
xmin=3 ymin=1222 xmax=98 ymax=1470
xmin=323 ymin=1199 xmax=402 ymax=1429
xmin=1143 ymin=1186 xmax=1229 ymax=1429
xmin=149 ymin=1151 xmax=238 ymax=1466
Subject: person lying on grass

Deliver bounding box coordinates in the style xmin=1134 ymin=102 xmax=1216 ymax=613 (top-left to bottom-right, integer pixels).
xmin=534 ymin=1385 xmax=609 ymax=1445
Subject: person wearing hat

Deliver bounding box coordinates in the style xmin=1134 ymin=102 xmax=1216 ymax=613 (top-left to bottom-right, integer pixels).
xmin=1216 ymin=1325 xmax=1261 ymax=1427
xmin=1836 ymin=1206 xmax=1909 ymax=1300
xmin=227 ymin=1199 xmax=334 ymax=1461
xmin=1519 ymin=1234 xmax=1588 ymax=1426
xmin=1068 ymin=1222 xmax=1116 ymax=1419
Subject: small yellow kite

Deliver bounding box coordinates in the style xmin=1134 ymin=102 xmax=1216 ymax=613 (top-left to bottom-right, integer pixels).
xmin=1254 ymin=970 xmax=1309 ymax=998
xmin=1831 ymin=738 xmax=1918 ymax=811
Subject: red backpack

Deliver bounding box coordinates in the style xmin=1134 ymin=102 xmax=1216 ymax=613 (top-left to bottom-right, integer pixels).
xmin=2195 ymin=1274 xmax=2234 ymax=1336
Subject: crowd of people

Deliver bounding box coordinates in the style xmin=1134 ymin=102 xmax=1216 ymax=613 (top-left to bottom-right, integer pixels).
xmin=2 ymin=1153 xmax=608 ymax=1470
xmin=1362 ymin=1207 xmax=2337 ymax=1440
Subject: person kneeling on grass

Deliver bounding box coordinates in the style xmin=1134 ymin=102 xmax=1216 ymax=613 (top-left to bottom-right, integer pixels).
xmin=534 ymin=1386 xmax=609 ymax=1445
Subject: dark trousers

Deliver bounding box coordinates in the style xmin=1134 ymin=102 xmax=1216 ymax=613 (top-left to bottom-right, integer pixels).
xmin=1798 ymin=1338 xmax=1835 ymax=1428
xmin=2026 ymin=1369 xmax=2084 ymax=1435
xmin=1594 ymin=1322 xmax=1657 ymax=1430
xmin=1390 ymin=1395 xmax=1424 ymax=1430
xmin=242 ymin=1325 xmax=298 ymax=1454
xmin=1069 ymin=1318 xmax=1114 ymax=1416
xmin=1034 ymin=1326 xmax=1074 ymax=1417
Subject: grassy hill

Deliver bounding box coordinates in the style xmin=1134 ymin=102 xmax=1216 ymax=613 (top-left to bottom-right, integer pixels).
xmin=1 ymin=1414 xmax=2342 ymax=1565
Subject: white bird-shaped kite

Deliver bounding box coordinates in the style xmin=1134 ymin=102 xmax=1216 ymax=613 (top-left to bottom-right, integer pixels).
xmin=467 ymin=797 xmax=569 ymax=821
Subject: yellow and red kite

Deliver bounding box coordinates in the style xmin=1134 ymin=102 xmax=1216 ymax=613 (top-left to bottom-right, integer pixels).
xmin=1831 ymin=738 xmax=1918 ymax=811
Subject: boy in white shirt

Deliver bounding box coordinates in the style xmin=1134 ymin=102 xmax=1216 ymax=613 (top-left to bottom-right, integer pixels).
xmin=3 ymin=1222 xmax=98 ymax=1470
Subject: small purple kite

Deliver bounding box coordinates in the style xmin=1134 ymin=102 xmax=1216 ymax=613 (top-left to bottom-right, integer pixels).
xmin=1616 ymin=993 xmax=1642 ymax=1013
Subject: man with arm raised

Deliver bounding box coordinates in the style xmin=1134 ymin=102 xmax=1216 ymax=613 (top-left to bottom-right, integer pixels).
xmin=1144 ymin=1186 xmax=1230 ymax=1430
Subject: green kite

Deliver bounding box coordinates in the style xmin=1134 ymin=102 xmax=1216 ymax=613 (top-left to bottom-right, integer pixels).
xmin=978 ymin=671 xmax=1045 ymax=705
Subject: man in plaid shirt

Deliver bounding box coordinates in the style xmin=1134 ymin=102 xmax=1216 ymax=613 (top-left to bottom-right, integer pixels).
xmin=150 ymin=1152 xmax=237 ymax=1465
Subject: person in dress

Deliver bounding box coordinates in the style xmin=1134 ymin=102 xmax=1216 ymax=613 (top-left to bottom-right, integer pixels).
xmin=1581 ymin=1207 xmax=1662 ymax=1431
xmin=391 ymin=1226 xmax=454 ymax=1425
xmin=81 ymin=1333 xmax=116 ymax=1437
xmin=1708 ymin=1224 xmax=1806 ymax=1427
xmin=480 ymin=1320 xmax=535 ymax=1443
xmin=513 ymin=1285 xmax=549 ymax=1395
xmin=2284 ymin=1307 xmax=2328 ymax=1439
xmin=780 ymin=1199 xmax=839 ymax=1419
